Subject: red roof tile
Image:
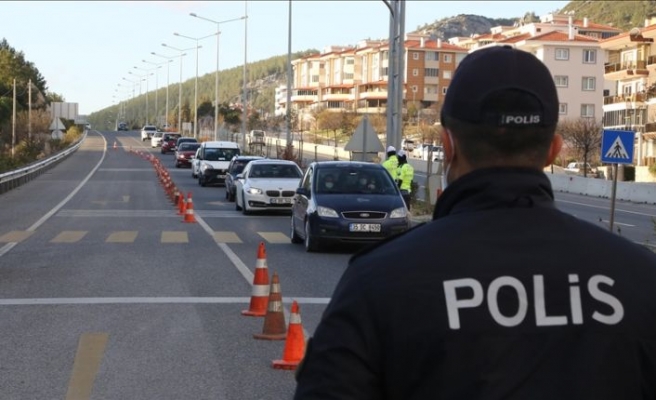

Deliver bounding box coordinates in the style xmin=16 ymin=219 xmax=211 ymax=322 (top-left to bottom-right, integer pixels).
xmin=527 ymin=31 xmax=599 ymax=43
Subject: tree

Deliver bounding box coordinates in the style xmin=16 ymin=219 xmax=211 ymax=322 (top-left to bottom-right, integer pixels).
xmin=557 ymin=117 xmax=603 ymax=177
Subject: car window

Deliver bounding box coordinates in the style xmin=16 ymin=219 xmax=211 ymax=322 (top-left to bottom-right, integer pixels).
xmin=179 ymin=143 xmax=200 ymax=152
xmin=322 ymin=168 xmax=396 ymax=194
xmin=249 ymin=164 xmax=301 ymax=179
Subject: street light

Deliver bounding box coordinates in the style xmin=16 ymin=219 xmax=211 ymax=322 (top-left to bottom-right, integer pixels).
xmin=162 ymin=43 xmax=198 ymax=135
xmin=123 ymin=76 xmax=146 ymax=125
xmin=173 ymin=32 xmax=215 ymax=139
xmin=190 ymin=13 xmax=247 ymax=141
xmin=133 ymin=67 xmax=159 ymax=125
xmin=129 ymin=71 xmax=154 ymax=125
xmin=138 ymin=63 xmax=164 ymax=127
xmin=151 ymin=52 xmax=177 ymax=129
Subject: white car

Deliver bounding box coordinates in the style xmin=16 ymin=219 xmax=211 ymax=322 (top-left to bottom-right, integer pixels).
xmin=150 ymin=131 xmax=163 ymax=148
xmin=234 ymin=159 xmax=304 ymax=215
xmin=141 ymin=125 xmax=158 ymax=141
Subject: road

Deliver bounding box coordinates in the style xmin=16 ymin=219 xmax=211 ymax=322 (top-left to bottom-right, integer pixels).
xmin=0 ymin=130 xmax=653 ymax=399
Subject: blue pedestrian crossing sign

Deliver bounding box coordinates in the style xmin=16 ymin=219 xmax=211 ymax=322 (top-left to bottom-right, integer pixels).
xmin=601 ymin=129 xmax=635 ymax=164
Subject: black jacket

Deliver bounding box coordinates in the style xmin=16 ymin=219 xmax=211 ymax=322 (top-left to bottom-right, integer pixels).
xmin=294 ymin=167 xmax=656 ymax=400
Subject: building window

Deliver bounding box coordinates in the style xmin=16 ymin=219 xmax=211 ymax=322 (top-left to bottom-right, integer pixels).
xmin=413 ymin=52 xmax=419 ymax=60
xmin=443 ymin=70 xmax=452 ymax=79
xmin=412 ymin=85 xmax=418 ymax=93
xmin=344 ymin=72 xmax=354 ymax=79
xmin=443 ymin=54 xmax=452 ymax=63
xmin=554 ymin=75 xmax=568 ymax=87
xmin=442 ymin=86 xmax=448 ymax=95
xmin=581 ymin=104 xmax=595 ymax=118
xmin=555 ymin=48 xmax=569 ymax=60
xmin=559 ymin=103 xmax=568 ymax=115
xmin=583 ymin=49 xmax=596 ymax=64
xmin=413 ymin=68 xmax=419 ymax=76
xmin=345 ymin=57 xmax=355 ymax=65
xmin=425 ymin=68 xmax=439 ymax=77
xmin=311 ymin=75 xmax=319 ymax=83
xmin=582 ymin=76 xmax=596 ymax=91
xmin=424 ymin=84 xmax=438 ymax=94
xmin=425 ymin=51 xmax=439 ymax=61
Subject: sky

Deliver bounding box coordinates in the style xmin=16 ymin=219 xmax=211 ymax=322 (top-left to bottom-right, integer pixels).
xmin=1 ymin=1 xmax=569 ymax=115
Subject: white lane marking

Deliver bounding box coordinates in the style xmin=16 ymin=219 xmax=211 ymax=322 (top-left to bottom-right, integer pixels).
xmin=0 ymin=297 xmax=331 ymax=305
xmin=557 ymin=199 xmax=656 ymax=218
xmin=599 ymin=220 xmax=635 ymax=227
xmin=0 ymin=134 xmax=107 ymax=258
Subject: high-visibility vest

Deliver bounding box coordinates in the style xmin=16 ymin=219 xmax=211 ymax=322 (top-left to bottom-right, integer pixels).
xmin=382 ymin=155 xmax=398 ymax=178
xmin=396 ymin=163 xmax=414 ymax=192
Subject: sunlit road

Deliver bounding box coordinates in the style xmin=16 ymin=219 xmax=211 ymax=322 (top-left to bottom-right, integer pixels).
xmin=0 ymin=131 xmax=653 ymax=399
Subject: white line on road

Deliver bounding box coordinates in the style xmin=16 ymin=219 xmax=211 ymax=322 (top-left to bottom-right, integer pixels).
xmin=0 ymin=297 xmax=331 ymax=306
xmin=557 ymin=199 xmax=656 ymax=217
xmin=599 ymin=220 xmax=635 ymax=227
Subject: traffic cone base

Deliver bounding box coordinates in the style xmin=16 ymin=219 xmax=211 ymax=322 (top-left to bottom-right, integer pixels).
xmin=242 ymin=242 xmax=270 ymax=317
xmin=273 ymin=300 xmax=306 ymax=370
xmin=254 ymin=272 xmax=286 ymax=341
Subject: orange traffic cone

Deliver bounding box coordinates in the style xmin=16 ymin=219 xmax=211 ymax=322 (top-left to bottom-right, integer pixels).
xmin=253 ymin=272 xmax=286 ymax=341
xmin=183 ymin=192 xmax=196 ymax=223
xmin=113 ymin=141 xmax=118 ymax=150
xmin=273 ymin=300 xmax=306 ymax=370
xmin=178 ymin=193 xmax=187 ymax=215
xmin=173 ymin=188 xmax=181 ymax=206
xmin=242 ymin=242 xmax=270 ymax=317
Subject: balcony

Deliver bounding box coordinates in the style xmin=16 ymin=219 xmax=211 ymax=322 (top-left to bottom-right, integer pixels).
xmin=644 ymin=122 xmax=656 ymax=133
xmin=604 ymin=60 xmax=649 ymax=79
xmin=649 ymin=55 xmax=656 ymax=65
xmin=359 ymin=91 xmax=388 ymax=100
xmin=321 ymin=93 xmax=355 ymax=102
xmin=603 ymin=92 xmax=648 ymax=105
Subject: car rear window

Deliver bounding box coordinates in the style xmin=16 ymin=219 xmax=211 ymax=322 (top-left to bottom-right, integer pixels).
xmin=179 ymin=143 xmax=201 ymax=151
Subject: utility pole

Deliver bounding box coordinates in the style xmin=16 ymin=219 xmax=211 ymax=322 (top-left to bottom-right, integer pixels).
xmin=241 ymin=0 xmax=249 ymax=151
xmin=12 ymin=79 xmax=16 ymax=157
xmin=384 ymin=0 xmax=405 ymax=151
xmin=28 ymin=79 xmax=32 ymax=141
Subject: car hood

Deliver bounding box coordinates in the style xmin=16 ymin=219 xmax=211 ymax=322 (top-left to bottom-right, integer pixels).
xmin=314 ymin=193 xmax=405 ymax=211
xmin=246 ymin=178 xmax=301 ymax=189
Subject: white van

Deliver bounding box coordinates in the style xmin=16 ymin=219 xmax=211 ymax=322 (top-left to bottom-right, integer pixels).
xmin=192 ymin=141 xmax=241 ymax=187
xmin=247 ymin=130 xmax=267 ymax=145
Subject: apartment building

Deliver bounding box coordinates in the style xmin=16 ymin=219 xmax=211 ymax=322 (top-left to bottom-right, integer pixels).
xmin=274 ymin=85 xmax=288 ymax=117
xmin=599 ymin=18 xmax=656 ymax=167
xmin=288 ymin=37 xmax=467 ymax=121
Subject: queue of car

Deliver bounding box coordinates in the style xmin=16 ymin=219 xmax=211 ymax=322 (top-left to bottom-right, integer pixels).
xmin=152 ymin=133 xmax=413 ymax=252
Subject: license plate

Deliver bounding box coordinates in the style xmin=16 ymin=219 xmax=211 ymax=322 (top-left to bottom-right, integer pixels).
xmin=218 ymin=174 xmax=226 ymax=179
xmin=270 ymin=198 xmax=291 ymax=204
xmin=349 ymin=223 xmax=381 ymax=232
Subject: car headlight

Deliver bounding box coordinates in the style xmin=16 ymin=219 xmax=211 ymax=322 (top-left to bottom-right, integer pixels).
xmin=201 ymin=163 xmax=213 ymax=172
xmin=317 ymin=206 xmax=339 ymax=218
xmin=389 ymin=207 xmax=408 ymax=219
xmin=247 ymin=187 xmax=263 ymax=195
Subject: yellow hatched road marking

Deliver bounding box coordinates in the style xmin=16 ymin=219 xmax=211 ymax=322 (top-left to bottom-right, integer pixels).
xmin=0 ymin=230 xmax=34 ymax=243
xmin=51 ymin=231 xmax=87 ymax=243
xmin=161 ymin=231 xmax=188 ymax=243
xmin=213 ymin=231 xmax=242 ymax=243
xmin=106 ymin=231 xmax=138 ymax=243
xmin=257 ymin=232 xmax=290 ymax=244
xmin=65 ymin=332 xmax=108 ymax=400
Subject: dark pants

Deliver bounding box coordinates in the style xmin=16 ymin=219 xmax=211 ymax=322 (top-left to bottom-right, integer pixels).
xmin=400 ymin=189 xmax=411 ymax=210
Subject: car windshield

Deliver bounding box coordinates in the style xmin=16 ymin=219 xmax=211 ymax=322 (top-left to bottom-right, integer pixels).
xmin=249 ymin=163 xmax=301 ymax=178
xmin=179 ymin=143 xmax=200 ymax=152
xmin=316 ymin=167 xmax=397 ymax=195
xmin=204 ymin=148 xmax=239 ymax=161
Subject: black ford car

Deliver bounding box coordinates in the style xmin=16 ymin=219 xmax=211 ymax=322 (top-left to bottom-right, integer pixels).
xmin=290 ymin=161 xmax=411 ymax=252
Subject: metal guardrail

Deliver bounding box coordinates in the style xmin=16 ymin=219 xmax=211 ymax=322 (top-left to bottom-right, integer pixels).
xmin=0 ymin=133 xmax=86 ymax=195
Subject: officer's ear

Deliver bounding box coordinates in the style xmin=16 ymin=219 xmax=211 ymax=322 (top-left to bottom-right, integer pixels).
xmin=545 ymin=133 xmax=563 ymax=167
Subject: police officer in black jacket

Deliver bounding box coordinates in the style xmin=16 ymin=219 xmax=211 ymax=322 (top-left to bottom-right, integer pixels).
xmin=294 ymin=46 xmax=656 ymax=399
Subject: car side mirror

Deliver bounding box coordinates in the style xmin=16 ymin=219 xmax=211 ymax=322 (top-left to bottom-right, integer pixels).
xmin=236 ymin=173 xmax=244 ymax=180
xmin=296 ymin=187 xmax=309 ymax=197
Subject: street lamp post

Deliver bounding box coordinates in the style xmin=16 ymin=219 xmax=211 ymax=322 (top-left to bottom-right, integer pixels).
xmin=162 ymin=43 xmax=196 ymax=134
xmin=129 ymin=70 xmax=153 ymax=124
xmin=151 ymin=53 xmax=177 ymax=129
xmin=189 ymin=13 xmax=247 ymax=141
xmin=134 ymin=66 xmax=159 ymax=125
xmin=140 ymin=62 xmax=166 ymax=127
xmin=173 ymin=32 xmax=215 ymax=139
xmin=123 ymin=76 xmax=146 ymax=125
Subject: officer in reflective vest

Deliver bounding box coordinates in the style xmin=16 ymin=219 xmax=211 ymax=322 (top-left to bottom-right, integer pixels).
xmin=395 ymin=150 xmax=414 ymax=209
xmin=381 ymin=145 xmax=398 ymax=179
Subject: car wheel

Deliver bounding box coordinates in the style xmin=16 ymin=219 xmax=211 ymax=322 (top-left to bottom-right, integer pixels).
xmin=290 ymin=217 xmax=302 ymax=244
xmin=304 ymin=219 xmax=319 ymax=252
xmin=228 ymin=189 xmax=235 ymax=202
xmin=192 ymin=170 xmax=197 ymax=179
xmin=242 ymin=192 xmax=251 ymax=215
xmin=175 ymin=162 xmax=180 ymax=168
xmin=225 ymin=188 xmax=229 ymax=200
xmin=199 ymin=176 xmax=206 ymax=187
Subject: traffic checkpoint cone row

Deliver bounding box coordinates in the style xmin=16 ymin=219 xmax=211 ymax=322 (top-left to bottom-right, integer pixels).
xmin=242 ymin=242 xmax=270 ymax=317
xmin=178 ymin=193 xmax=187 ymax=215
xmin=272 ymin=300 xmax=306 ymax=370
xmin=183 ymin=192 xmax=196 ymax=223
xmin=253 ymin=272 xmax=287 ymax=341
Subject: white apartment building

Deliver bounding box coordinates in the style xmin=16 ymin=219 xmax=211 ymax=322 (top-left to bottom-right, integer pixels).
xmin=274 ymin=84 xmax=288 ymax=117
xmin=600 ymin=18 xmax=656 ymax=167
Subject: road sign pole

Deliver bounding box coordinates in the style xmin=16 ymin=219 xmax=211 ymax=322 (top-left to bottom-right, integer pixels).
xmin=608 ymin=163 xmax=619 ymax=233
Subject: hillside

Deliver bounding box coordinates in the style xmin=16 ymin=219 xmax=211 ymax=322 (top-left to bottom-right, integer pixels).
xmin=90 ymin=1 xmax=656 ymax=130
